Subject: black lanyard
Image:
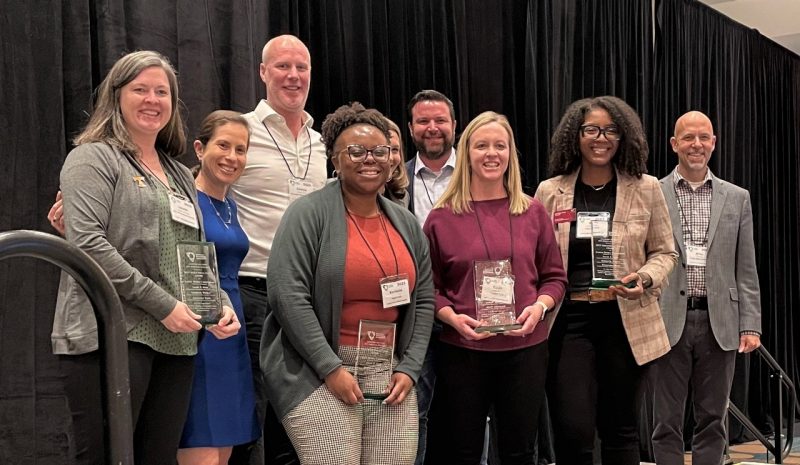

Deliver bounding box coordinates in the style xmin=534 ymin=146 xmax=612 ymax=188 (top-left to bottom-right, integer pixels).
xmin=418 ymin=172 xmax=435 ymax=206
xmin=674 ymin=181 xmax=709 ymax=245
xmin=346 ymin=209 xmax=400 ymax=277
xmin=264 ymin=123 xmax=312 ymax=180
xmin=472 ymin=201 xmax=514 ymax=262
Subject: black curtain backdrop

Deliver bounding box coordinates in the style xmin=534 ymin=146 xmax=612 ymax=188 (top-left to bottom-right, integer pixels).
xmin=653 ymin=0 xmax=800 ymax=441
xmin=0 ymin=0 xmax=797 ymax=462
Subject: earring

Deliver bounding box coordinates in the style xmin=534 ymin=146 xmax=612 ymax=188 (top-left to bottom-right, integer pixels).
xmin=332 ymin=169 xmax=339 ymax=178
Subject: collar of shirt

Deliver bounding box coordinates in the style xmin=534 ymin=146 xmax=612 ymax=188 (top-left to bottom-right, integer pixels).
xmin=413 ymin=148 xmax=457 ymax=177
xmin=673 ymin=166 xmax=713 ymax=190
xmin=254 ymin=99 xmax=315 ymax=130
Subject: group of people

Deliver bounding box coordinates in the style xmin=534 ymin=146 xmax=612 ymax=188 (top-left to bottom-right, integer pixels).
xmin=46 ymin=33 xmax=762 ymax=465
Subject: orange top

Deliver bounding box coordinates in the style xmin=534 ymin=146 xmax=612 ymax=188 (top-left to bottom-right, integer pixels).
xmin=339 ymin=212 xmax=417 ymax=347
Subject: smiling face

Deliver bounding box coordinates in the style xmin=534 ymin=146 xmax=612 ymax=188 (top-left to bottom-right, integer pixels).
xmin=194 ymin=122 xmax=249 ymax=192
xmin=578 ymin=107 xmax=620 ymax=170
xmin=388 ymin=130 xmax=403 ymax=179
xmin=468 ymin=122 xmax=510 ymax=187
xmin=671 ymin=111 xmax=716 ymax=181
xmin=408 ymin=100 xmax=456 ymax=161
xmin=260 ymin=37 xmax=311 ymax=118
xmin=332 ymin=124 xmax=391 ymax=198
xmin=119 ymin=66 xmax=172 ymax=143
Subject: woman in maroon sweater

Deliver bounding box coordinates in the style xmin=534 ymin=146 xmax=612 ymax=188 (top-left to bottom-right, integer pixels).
xmin=423 ymin=111 xmax=567 ymax=465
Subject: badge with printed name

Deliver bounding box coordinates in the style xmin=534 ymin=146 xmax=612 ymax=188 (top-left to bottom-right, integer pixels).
xmin=380 ymin=274 xmax=411 ymax=308
xmin=576 ymin=211 xmax=610 ymax=239
xmin=481 ymin=275 xmax=515 ymax=304
xmin=685 ymin=244 xmax=708 ymax=267
xmin=169 ymin=193 xmax=199 ymax=229
xmin=288 ymin=179 xmax=315 ymax=201
xmin=553 ymin=208 xmax=577 ymax=224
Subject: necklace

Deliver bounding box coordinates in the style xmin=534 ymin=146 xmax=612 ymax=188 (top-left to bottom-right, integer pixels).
xmin=590 ymin=182 xmax=608 ymax=191
xmin=202 ymin=191 xmax=232 ymax=228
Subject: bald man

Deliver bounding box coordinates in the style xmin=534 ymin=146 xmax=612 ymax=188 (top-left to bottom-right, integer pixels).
xmin=231 ymin=35 xmax=326 ymax=465
xmin=652 ymin=111 xmax=762 ymax=465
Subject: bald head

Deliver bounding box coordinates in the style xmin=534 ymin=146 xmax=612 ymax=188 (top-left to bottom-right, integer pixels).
xmin=259 ymin=35 xmax=311 ymax=120
xmin=670 ymin=110 xmax=716 ymax=182
xmin=673 ymin=111 xmax=714 ymax=137
xmin=262 ymin=35 xmax=309 ymax=64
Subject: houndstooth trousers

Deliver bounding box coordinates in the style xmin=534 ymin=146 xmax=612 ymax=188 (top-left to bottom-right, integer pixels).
xmin=282 ymin=345 xmax=419 ymax=465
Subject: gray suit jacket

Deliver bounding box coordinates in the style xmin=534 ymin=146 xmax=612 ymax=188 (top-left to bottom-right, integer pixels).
xmin=659 ymin=169 xmax=761 ymax=351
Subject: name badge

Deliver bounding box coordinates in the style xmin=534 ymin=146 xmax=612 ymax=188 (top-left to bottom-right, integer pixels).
xmin=380 ymin=274 xmax=411 ymax=308
xmin=553 ymin=208 xmax=577 ymax=224
xmin=289 ymin=179 xmax=315 ymax=201
xmin=169 ymin=193 xmax=199 ymax=229
xmin=576 ymin=211 xmax=610 ymax=239
xmin=480 ymin=275 xmax=515 ymax=305
xmin=685 ymin=244 xmax=707 ymax=267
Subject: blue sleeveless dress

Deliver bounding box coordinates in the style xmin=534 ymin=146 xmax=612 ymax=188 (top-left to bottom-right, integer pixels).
xmin=180 ymin=191 xmax=260 ymax=447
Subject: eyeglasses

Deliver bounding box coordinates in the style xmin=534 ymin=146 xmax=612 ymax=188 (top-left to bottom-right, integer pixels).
xmin=579 ymin=125 xmax=622 ymax=141
xmin=339 ymin=144 xmax=392 ymax=162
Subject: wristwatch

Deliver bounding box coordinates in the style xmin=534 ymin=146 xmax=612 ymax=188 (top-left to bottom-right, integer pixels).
xmin=535 ymin=301 xmax=550 ymax=321
xmin=639 ymin=272 xmax=653 ymax=289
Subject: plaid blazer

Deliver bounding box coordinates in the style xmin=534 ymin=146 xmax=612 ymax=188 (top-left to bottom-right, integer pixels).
xmin=534 ymin=169 xmax=677 ymax=365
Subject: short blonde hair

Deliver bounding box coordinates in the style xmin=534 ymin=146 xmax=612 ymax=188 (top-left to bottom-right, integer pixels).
xmin=435 ymin=111 xmax=529 ymax=215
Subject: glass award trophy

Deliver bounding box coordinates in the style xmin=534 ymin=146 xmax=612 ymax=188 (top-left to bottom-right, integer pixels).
xmin=355 ymin=320 xmax=396 ymax=400
xmin=473 ymin=259 xmax=521 ymax=333
xmin=176 ymin=241 xmax=223 ymax=325
xmin=590 ymin=223 xmax=631 ymax=289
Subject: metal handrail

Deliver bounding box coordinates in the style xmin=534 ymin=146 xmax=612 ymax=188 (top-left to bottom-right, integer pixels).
xmin=728 ymin=345 xmax=796 ymax=464
xmin=0 ymin=230 xmax=134 ymax=465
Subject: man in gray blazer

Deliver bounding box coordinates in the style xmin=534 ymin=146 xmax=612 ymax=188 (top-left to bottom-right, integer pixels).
xmin=652 ymin=111 xmax=762 ymax=465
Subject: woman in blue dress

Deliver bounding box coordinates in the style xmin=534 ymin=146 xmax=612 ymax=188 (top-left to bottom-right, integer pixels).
xmin=179 ymin=110 xmax=260 ymax=465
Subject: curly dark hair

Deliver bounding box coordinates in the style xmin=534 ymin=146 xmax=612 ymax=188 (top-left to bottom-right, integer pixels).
xmin=320 ymin=102 xmax=390 ymax=159
xmin=547 ymin=96 xmax=648 ymax=178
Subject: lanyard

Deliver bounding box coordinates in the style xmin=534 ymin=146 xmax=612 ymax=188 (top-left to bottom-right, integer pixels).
xmin=137 ymin=158 xmax=180 ymax=195
xmin=418 ymin=172 xmax=436 ymax=206
xmin=674 ymin=181 xmax=709 ymax=245
xmin=264 ymin=123 xmax=312 ymax=180
xmin=346 ymin=209 xmax=400 ymax=277
xmin=472 ymin=201 xmax=514 ymax=262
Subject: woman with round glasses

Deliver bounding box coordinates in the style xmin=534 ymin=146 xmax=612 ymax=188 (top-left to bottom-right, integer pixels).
xmin=534 ymin=96 xmax=676 ymax=465
xmin=260 ymin=102 xmax=434 ymax=465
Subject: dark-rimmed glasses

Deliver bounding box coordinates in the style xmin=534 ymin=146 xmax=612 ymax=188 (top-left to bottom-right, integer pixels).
xmin=339 ymin=144 xmax=392 ymax=162
xmin=579 ymin=125 xmax=622 ymax=141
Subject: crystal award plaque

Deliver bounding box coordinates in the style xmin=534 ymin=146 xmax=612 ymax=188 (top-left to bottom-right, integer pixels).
xmin=473 ymin=259 xmax=520 ymax=333
xmin=176 ymin=241 xmax=223 ymax=325
xmin=355 ymin=320 xmax=396 ymax=400
xmin=590 ymin=223 xmax=630 ymax=289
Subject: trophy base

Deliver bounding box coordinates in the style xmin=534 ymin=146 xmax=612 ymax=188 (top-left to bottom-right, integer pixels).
xmin=363 ymin=393 xmax=388 ymax=401
xmin=475 ymin=323 xmax=522 ymax=334
xmin=591 ymin=279 xmax=636 ymax=289
xmin=199 ymin=313 xmax=222 ymax=326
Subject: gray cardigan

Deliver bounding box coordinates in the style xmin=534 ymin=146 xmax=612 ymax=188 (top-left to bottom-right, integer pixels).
xmin=53 ymin=142 xmax=231 ymax=355
xmin=260 ymin=180 xmax=435 ymax=419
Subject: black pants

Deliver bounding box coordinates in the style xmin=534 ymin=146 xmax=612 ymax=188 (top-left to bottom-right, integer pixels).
xmin=61 ymin=341 xmax=194 ymax=465
xmin=547 ymin=301 xmax=645 ymax=465
xmin=230 ymin=277 xmax=298 ymax=465
xmin=430 ymin=341 xmax=548 ymax=465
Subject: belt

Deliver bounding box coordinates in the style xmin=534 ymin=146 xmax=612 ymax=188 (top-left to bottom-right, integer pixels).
xmin=569 ymin=289 xmax=617 ymax=302
xmin=239 ymin=276 xmax=267 ymax=290
xmin=687 ymin=296 xmax=708 ymax=310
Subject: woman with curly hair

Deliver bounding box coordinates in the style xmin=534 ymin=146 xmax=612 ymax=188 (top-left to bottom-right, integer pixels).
xmin=260 ymin=102 xmax=434 ymax=465
xmin=534 ymin=96 xmax=677 ymax=465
